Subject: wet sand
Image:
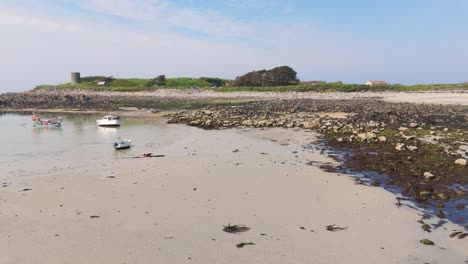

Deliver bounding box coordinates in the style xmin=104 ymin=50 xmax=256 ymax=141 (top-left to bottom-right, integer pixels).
xmin=0 ymin=126 xmax=466 ymax=264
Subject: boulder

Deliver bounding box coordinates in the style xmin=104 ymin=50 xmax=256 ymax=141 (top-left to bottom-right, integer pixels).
xmin=395 ymin=143 xmax=405 ymax=151
xmin=419 ymin=239 xmax=434 ymax=246
xmin=357 ymin=132 xmax=376 ymax=141
xmin=423 ymin=172 xmax=435 ymax=180
xmin=454 ymin=159 xmax=467 ymax=166
xmin=408 ymin=146 xmax=418 ymax=152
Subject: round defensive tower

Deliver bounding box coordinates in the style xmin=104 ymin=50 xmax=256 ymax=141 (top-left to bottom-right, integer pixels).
xmin=71 ymin=72 xmax=81 ymax=84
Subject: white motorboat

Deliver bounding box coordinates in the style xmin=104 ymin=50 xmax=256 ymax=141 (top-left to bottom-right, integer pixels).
xmin=96 ymin=115 xmax=121 ymax=126
xmin=114 ymin=138 xmax=131 ymax=150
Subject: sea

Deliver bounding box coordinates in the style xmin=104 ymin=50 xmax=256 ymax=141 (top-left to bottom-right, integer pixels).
xmin=0 ymin=112 xmax=189 ymax=180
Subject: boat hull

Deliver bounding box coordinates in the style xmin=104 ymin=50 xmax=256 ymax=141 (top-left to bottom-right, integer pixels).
xmin=96 ymin=120 xmax=121 ymax=126
xmin=114 ymin=145 xmax=130 ymax=150
xmin=113 ymin=140 xmax=131 ymax=150
xmin=33 ymin=121 xmax=61 ymax=128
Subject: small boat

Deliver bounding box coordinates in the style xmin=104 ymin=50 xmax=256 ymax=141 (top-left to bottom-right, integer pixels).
xmin=114 ymin=138 xmax=131 ymax=150
xmin=96 ymin=115 xmax=121 ymax=127
xmin=32 ymin=115 xmax=62 ymax=128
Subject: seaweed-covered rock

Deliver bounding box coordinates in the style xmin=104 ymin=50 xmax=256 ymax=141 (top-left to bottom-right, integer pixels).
xmin=419 ymin=239 xmax=435 ymax=245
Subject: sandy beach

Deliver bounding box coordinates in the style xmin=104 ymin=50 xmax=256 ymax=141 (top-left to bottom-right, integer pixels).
xmin=0 ymin=125 xmax=466 ymax=264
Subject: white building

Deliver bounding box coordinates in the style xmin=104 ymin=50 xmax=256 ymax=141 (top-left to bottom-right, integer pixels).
xmin=366 ymin=80 xmax=388 ymax=86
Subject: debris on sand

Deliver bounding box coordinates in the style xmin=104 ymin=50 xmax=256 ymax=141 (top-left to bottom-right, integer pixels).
xmin=450 ymin=232 xmax=467 ymax=239
xmin=223 ymin=224 xmax=250 ymax=234
xmin=421 ymin=224 xmax=432 ymax=232
xmin=121 ymin=153 xmax=166 ymax=159
xmin=325 ymin=224 xmax=348 ymax=232
xmin=236 ymin=242 xmax=255 ymax=248
xmin=449 ymin=231 xmax=462 ymax=238
xmin=419 ymin=239 xmax=435 ymax=245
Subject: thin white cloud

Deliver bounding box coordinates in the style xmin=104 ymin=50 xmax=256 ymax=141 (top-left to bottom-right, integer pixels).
xmin=167 ymin=9 xmax=253 ymax=38
xmin=0 ymin=9 xmax=86 ymax=33
xmin=70 ymin=0 xmax=163 ymax=20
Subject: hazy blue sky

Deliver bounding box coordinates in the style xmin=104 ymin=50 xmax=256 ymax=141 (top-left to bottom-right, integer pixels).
xmin=1 ymin=0 xmax=468 ymax=91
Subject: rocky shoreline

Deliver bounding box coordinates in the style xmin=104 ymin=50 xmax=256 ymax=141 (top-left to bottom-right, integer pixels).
xmin=2 ymin=88 xmax=468 ymax=111
xmin=167 ymin=99 xmax=468 ymax=227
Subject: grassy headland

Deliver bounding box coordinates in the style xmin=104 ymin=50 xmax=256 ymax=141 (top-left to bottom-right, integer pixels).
xmin=34 ymin=77 xmax=468 ymax=92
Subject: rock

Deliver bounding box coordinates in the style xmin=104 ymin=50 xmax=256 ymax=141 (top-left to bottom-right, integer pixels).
xmin=403 ymin=135 xmax=415 ymax=141
xmin=368 ymin=120 xmax=378 ymax=127
xmin=398 ymin=127 xmax=408 ymax=131
xmin=434 ymin=192 xmax=448 ymax=200
xmin=419 ymin=191 xmax=431 ymax=196
xmin=454 ymin=159 xmax=467 ymax=166
xmin=419 ymin=239 xmax=434 ymax=245
xmin=409 ymin=122 xmax=419 ymax=128
xmin=395 ymin=143 xmax=405 ymax=151
xmin=421 ymin=224 xmax=432 ymax=232
xmin=429 ymin=131 xmax=435 ymax=135
xmin=408 ymin=146 xmax=418 ymax=151
xmin=423 ymin=172 xmax=435 ymax=180
xmin=301 ymin=121 xmax=314 ymax=129
xmin=443 ymin=128 xmax=448 ymax=132
xmin=436 ymin=209 xmax=445 ymax=218
xmin=378 ymin=136 xmax=387 ymax=142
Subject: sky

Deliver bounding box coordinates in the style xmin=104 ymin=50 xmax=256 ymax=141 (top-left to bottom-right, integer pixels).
xmin=1 ymin=0 xmax=468 ymax=92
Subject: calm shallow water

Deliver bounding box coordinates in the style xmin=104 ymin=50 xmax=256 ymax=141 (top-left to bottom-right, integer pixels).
xmin=0 ymin=112 xmax=189 ymax=179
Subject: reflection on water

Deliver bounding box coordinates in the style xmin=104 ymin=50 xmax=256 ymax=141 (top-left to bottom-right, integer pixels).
xmin=0 ymin=112 xmax=181 ymax=178
xmin=96 ymin=126 xmax=118 ymax=141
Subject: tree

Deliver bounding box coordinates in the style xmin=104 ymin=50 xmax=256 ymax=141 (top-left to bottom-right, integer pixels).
xmin=200 ymin=77 xmax=226 ymax=87
xmin=148 ymin=75 xmax=166 ymax=86
xmin=155 ymin=75 xmax=166 ymax=86
xmin=232 ymin=66 xmax=299 ymax=87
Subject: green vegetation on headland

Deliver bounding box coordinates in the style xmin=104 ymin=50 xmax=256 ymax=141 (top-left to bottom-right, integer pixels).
xmin=35 ymin=79 xmax=468 ymax=92
xmin=34 ymin=65 xmax=468 ymax=92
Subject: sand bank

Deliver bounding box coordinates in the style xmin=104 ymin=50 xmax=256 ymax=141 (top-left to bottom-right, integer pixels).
xmin=0 ymin=126 xmax=466 ymax=263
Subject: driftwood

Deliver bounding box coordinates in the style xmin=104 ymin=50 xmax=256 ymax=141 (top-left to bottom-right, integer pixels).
xmin=325 ymin=224 xmax=348 ymax=232
xmin=120 ymin=153 xmax=165 ymax=159
xmin=236 ymin=242 xmax=255 ymax=248
xmin=223 ymin=224 xmax=250 ymax=234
